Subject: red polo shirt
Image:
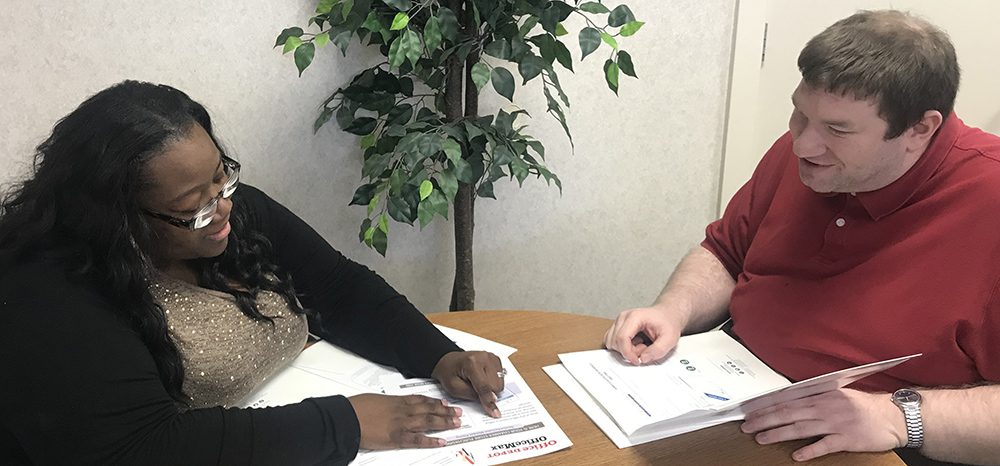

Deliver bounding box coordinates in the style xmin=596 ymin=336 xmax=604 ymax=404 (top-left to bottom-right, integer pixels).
xmin=703 ymin=115 xmax=1000 ymax=392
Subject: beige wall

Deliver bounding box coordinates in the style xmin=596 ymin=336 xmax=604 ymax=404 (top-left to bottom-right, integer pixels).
xmin=0 ymin=1 xmax=736 ymax=318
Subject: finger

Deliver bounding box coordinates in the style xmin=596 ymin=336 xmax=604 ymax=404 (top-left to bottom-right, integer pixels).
xmin=405 ymin=396 xmax=462 ymax=417
xmin=636 ymin=333 xmax=676 ymax=364
xmin=608 ymin=314 xmax=643 ymax=364
xmin=396 ymin=431 xmax=448 ymax=449
xmin=403 ymin=411 xmax=463 ymax=432
xmin=467 ymin=368 xmax=501 ymax=418
xmin=792 ymin=435 xmax=845 ymax=462
xmin=752 ymin=420 xmax=829 ymax=445
xmin=742 ymin=403 xmax=820 ymax=433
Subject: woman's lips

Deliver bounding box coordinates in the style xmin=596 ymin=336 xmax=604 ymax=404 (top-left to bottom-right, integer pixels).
xmin=206 ymin=221 xmax=231 ymax=241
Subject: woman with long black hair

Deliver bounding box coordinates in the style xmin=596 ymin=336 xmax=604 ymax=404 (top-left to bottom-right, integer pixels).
xmin=0 ymin=80 xmax=504 ymax=465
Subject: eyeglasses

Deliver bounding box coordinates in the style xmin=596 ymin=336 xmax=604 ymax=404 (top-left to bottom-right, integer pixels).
xmin=143 ymin=156 xmax=241 ymax=230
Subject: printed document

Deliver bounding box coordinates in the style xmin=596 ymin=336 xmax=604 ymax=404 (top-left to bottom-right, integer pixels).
xmin=239 ymin=325 xmax=570 ymax=465
xmin=548 ymin=330 xmax=919 ymax=448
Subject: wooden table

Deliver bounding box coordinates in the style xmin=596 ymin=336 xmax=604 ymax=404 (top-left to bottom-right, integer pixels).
xmin=428 ymin=310 xmax=904 ymax=466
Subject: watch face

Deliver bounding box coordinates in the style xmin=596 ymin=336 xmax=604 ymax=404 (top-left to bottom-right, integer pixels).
xmin=894 ymin=388 xmax=921 ymax=404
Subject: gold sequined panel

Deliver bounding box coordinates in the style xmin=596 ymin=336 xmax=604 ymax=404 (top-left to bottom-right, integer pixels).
xmin=151 ymin=275 xmax=308 ymax=409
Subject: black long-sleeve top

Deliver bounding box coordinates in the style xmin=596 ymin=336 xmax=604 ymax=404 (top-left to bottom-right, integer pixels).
xmin=0 ymin=185 xmax=461 ymax=465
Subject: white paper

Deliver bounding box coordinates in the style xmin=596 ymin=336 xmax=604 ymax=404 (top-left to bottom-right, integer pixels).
xmin=239 ymin=326 xmax=567 ymax=465
xmin=554 ymin=330 xmax=920 ymax=446
xmin=355 ymin=358 xmax=571 ymax=465
xmin=435 ymin=324 xmax=517 ymax=358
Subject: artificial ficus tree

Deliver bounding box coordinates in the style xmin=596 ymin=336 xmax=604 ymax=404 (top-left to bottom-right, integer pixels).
xmin=277 ymin=0 xmax=642 ymax=310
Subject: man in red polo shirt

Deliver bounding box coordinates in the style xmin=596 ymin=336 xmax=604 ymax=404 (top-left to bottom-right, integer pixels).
xmin=604 ymin=10 xmax=1000 ymax=465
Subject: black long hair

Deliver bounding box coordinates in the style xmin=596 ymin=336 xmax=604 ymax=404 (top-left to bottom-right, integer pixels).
xmin=0 ymin=81 xmax=305 ymax=402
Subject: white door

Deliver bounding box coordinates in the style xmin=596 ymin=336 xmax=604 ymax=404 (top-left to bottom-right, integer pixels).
xmin=720 ymin=0 xmax=1000 ymax=211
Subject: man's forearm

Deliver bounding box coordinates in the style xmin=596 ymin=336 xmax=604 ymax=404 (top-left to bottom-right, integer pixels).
xmin=918 ymin=384 xmax=1000 ymax=464
xmin=651 ymin=246 xmax=736 ymax=334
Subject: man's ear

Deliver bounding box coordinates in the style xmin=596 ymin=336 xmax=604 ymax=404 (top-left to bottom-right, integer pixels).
xmin=904 ymin=110 xmax=943 ymax=152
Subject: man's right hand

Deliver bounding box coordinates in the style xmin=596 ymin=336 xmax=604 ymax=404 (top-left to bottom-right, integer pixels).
xmin=603 ymin=305 xmax=688 ymax=365
xmin=347 ymin=393 xmax=462 ymax=450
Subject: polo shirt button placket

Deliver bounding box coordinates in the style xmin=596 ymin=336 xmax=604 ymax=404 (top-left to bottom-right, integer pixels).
xmin=835 ymin=218 xmax=846 ymax=227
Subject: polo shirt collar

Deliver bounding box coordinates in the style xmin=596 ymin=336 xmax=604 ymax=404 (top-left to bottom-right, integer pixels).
xmin=854 ymin=113 xmax=962 ymax=221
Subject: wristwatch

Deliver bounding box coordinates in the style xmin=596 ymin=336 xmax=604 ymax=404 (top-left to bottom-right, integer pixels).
xmin=891 ymin=388 xmax=924 ymax=448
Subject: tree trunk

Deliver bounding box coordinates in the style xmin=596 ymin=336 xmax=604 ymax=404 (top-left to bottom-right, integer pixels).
xmin=447 ymin=0 xmax=476 ymax=311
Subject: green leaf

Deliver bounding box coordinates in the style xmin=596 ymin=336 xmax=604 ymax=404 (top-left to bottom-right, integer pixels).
xmin=361 ymin=11 xmax=382 ymax=32
xmin=554 ymin=40 xmax=573 ymax=71
xmin=390 ymin=12 xmax=409 ymax=30
xmin=402 ymin=29 xmax=422 ymax=66
xmin=620 ymin=20 xmax=644 ymax=37
xmin=477 ymin=181 xmax=496 ymax=199
xmin=294 ymin=42 xmax=316 ymax=76
xmin=483 ymin=39 xmax=511 ymax=60
xmin=490 ymin=67 xmax=515 ymax=101
xmin=471 ymin=62 xmax=491 ymax=91
xmin=437 ymin=7 xmax=460 ymax=41
xmin=378 ymin=212 xmax=389 ymax=233
xmin=518 ymin=55 xmax=545 ymax=83
xmin=617 ymin=50 xmax=637 ymax=77
xmin=330 ymin=28 xmax=353 ymax=55
xmin=510 ymin=158 xmax=529 ymax=185
xmin=387 ymin=193 xmax=414 ymax=223
xmin=437 ymin=170 xmax=458 ymax=201
xmin=442 ymin=138 xmax=462 ymax=163
xmin=419 ymin=179 xmax=433 ymax=200
xmin=416 ymin=135 xmax=443 ymax=157
xmin=578 ymin=27 xmax=601 ymax=60
xmin=510 ymin=36 xmax=531 ymax=60
xmin=314 ymin=31 xmax=331 ymax=49
xmin=387 ymin=103 xmax=413 ymax=126
xmin=519 ymin=16 xmax=539 ymax=36
xmin=275 ymin=27 xmax=304 ymax=47
xmin=603 ymin=58 xmax=619 ymax=94
xmin=371 ymin=227 xmax=387 ymax=256
xmin=360 ymin=132 xmax=377 ymax=149
xmin=282 ymin=36 xmax=303 ymax=54
xmin=367 ymin=191 xmax=379 ymax=215
xmin=314 ymin=107 xmax=334 ymax=133
xmin=578 ymin=2 xmax=610 ymax=14
xmin=316 ymin=0 xmax=338 ymax=14
xmin=399 ymin=77 xmax=414 ymax=96
xmin=417 ymin=189 xmax=448 ymax=227
xmin=608 ymin=4 xmax=635 ymax=27
xmin=388 ymin=35 xmax=405 ymax=68
xmin=350 ymin=183 xmax=378 ymax=205
xmin=600 ymin=32 xmax=618 ymax=50
xmin=424 ymin=16 xmax=442 ymax=51
xmin=358 ymin=218 xmax=372 ymax=242
xmin=382 ymin=0 xmax=411 ymax=11
xmin=340 ymin=0 xmax=354 ymax=19
xmin=527 ymin=140 xmax=545 ymax=159
xmin=554 ymin=23 xmax=568 ymax=36
xmin=452 ymin=157 xmax=475 ymax=183
xmin=344 ymin=117 xmax=377 ymax=135
xmin=363 ymin=224 xmax=375 ymax=246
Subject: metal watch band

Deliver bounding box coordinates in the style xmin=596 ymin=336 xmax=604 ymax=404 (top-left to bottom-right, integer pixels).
xmin=900 ymin=403 xmax=924 ymax=448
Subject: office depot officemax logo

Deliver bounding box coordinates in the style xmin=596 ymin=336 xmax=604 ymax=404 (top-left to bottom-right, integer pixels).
xmin=487 ymin=436 xmax=559 ymax=458
xmin=455 ymin=448 xmax=475 ymax=464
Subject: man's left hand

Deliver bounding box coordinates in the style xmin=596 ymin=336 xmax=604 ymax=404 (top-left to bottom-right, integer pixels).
xmin=431 ymin=351 xmax=505 ymax=418
xmin=741 ymin=388 xmax=907 ymax=461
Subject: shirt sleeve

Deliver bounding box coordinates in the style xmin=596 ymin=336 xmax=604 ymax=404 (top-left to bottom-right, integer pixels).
xmin=701 ymin=132 xmax=791 ymax=279
xmin=235 ymin=185 xmax=460 ymax=378
xmin=0 ymin=261 xmax=360 ymax=466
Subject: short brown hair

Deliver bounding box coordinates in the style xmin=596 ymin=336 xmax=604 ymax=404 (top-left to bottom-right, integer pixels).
xmin=798 ymin=10 xmax=960 ymax=139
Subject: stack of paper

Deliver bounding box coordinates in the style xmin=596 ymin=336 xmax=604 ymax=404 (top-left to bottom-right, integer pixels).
xmin=544 ymin=330 xmax=919 ymax=448
xmin=240 ymin=325 xmax=571 ymax=465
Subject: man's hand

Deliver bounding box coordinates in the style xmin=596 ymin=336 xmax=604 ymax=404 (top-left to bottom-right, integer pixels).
xmin=741 ymin=388 xmax=907 ymax=461
xmin=432 ymin=350 xmax=505 ymax=418
xmin=603 ymin=305 xmax=687 ymax=365
xmin=347 ymin=393 xmax=462 ymax=450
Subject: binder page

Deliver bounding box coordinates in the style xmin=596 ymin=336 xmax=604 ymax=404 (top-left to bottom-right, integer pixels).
xmin=558 ymin=331 xmax=789 ymax=436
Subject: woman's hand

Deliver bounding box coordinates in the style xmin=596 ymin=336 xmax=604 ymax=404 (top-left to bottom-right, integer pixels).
xmin=432 ymin=351 xmax=505 ymax=418
xmin=347 ymin=393 xmax=462 ymax=450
